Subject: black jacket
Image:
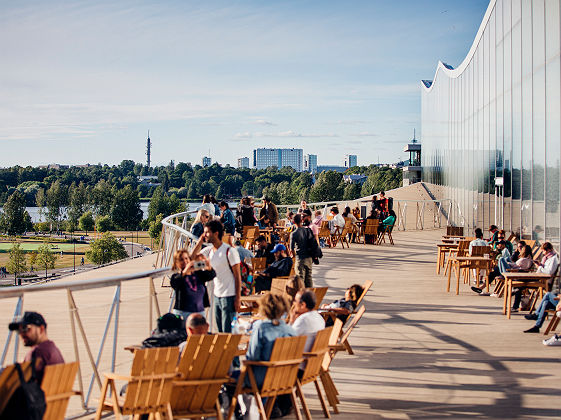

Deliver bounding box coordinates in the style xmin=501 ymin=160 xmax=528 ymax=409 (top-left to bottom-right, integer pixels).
xmin=170 ymin=269 xmax=216 ymax=313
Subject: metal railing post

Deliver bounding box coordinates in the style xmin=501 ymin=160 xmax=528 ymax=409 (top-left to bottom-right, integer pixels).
xmin=1 ymin=295 xmax=23 ymax=366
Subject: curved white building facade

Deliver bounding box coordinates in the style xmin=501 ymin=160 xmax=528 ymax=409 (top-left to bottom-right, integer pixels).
xmin=422 ymin=0 xmax=561 ymax=244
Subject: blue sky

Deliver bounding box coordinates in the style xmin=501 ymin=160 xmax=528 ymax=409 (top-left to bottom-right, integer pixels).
xmin=0 ymin=0 xmax=489 ymax=167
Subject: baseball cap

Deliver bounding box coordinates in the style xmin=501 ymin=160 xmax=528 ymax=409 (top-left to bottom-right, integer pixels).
xmin=9 ymin=311 xmax=47 ymax=331
xmin=271 ymin=243 xmax=286 ymax=253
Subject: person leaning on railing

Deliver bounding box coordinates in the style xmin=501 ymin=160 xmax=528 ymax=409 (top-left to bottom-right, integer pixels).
xmin=191 ymin=209 xmax=210 ymax=239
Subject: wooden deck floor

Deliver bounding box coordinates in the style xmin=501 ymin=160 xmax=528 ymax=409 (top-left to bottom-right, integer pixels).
xmin=1 ymin=229 xmax=560 ymax=419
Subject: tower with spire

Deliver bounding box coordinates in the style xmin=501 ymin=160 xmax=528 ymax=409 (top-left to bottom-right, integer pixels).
xmin=402 ymin=129 xmax=421 ymax=186
xmin=146 ymin=130 xmax=151 ymax=168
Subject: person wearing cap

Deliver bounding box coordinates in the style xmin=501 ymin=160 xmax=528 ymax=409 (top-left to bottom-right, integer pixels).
xmin=259 ymin=196 xmax=279 ymax=226
xmin=254 ymin=235 xmax=275 ymax=265
xmin=8 ymin=311 xmax=64 ymax=383
xmin=253 ymin=243 xmax=293 ymax=293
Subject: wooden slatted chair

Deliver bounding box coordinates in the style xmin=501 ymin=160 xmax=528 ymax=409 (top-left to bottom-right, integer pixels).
xmin=319 ymin=320 xmax=344 ymax=415
xmin=544 ymin=310 xmax=560 ymax=335
xmin=172 ymin=333 xmax=241 ymax=418
xmin=355 ymin=280 xmax=373 ymax=309
xmin=42 ymin=362 xmax=80 ymax=420
xmin=335 ymin=220 xmax=352 ymax=249
xmin=227 ymin=335 xmax=307 ymax=420
xmin=363 ymin=219 xmax=379 ymax=245
xmin=244 ymin=227 xmax=260 ymax=251
xmin=312 ymin=287 xmax=329 ymax=310
xmin=251 ymin=257 xmax=267 ymax=272
xmin=318 ymin=221 xmax=332 ymax=247
xmin=335 ymin=305 xmax=366 ymax=355
xmin=95 ymin=347 xmax=180 ymax=420
xmin=297 ymin=327 xmax=334 ymax=420
xmin=0 ymin=361 xmax=31 ymax=415
xmin=271 ymin=277 xmax=291 ymax=296
xmin=376 ymin=221 xmax=395 ymax=245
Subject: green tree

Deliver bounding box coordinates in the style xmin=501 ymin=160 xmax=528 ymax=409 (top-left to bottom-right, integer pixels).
xmin=28 ymin=251 xmax=38 ymax=272
xmin=35 ymin=187 xmax=46 ymax=222
xmin=46 ymin=180 xmax=67 ymax=230
xmin=343 ymin=183 xmax=362 ymax=200
xmin=37 ymin=242 xmax=57 ymax=279
xmin=79 ymin=211 xmax=95 ymax=234
xmin=7 ymin=243 xmax=27 ymax=285
xmin=68 ymin=182 xmax=89 ymax=230
xmin=110 ymin=185 xmax=142 ymax=230
xmin=92 ymin=180 xmax=114 ymax=217
xmin=2 ymin=190 xmax=28 ymax=235
xmin=309 ymin=171 xmax=343 ymax=202
xmin=95 ymin=215 xmax=113 ymax=232
xmin=148 ymin=213 xmax=165 ymax=242
xmin=86 ymin=232 xmax=128 ymax=265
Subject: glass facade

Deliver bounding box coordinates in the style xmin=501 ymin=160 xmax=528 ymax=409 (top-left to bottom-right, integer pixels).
xmin=421 ymin=0 xmax=560 ymax=246
xmin=253 ymin=148 xmax=303 ymax=171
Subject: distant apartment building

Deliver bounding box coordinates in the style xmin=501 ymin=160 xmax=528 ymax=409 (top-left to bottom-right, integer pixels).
xmin=202 ymin=156 xmax=211 ymax=167
xmin=344 ymin=154 xmax=357 ymax=168
xmin=237 ymin=157 xmax=250 ymax=169
xmin=304 ymin=154 xmax=318 ymax=173
xmin=253 ymin=148 xmax=303 ymax=171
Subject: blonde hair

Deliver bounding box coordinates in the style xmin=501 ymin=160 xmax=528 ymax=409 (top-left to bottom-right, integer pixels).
xmin=172 ymin=249 xmax=189 ymax=270
xmin=258 ymin=293 xmax=290 ymax=325
xmin=193 ymin=209 xmax=210 ymax=225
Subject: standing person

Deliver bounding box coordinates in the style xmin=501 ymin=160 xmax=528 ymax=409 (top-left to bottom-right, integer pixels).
xmin=210 ymin=196 xmax=221 ymax=218
xmin=8 ymin=311 xmax=64 ymax=383
xmin=237 ymin=197 xmax=257 ymax=228
xmin=290 ymin=214 xmax=314 ymax=288
xmin=191 ymin=220 xmax=241 ymax=333
xmin=199 ymin=194 xmax=215 ymax=216
xmin=169 ymin=249 xmax=216 ymax=320
xmin=220 ymin=201 xmax=236 ymax=236
xmin=259 ymin=196 xmax=279 ymax=226
xmin=302 ymin=209 xmax=319 ymax=244
xmin=377 ymin=191 xmax=389 ymax=214
xmin=298 ymin=201 xmax=308 ymax=214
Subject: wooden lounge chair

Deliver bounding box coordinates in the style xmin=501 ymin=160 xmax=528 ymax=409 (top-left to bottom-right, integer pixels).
xmin=335 ymin=305 xmax=366 ymax=355
xmin=318 ymin=221 xmax=332 ymax=247
xmin=95 ymin=346 xmax=180 ymax=420
xmin=544 ymin=310 xmax=560 ymax=335
xmin=355 ymin=280 xmax=373 ymax=309
xmin=0 ymin=361 xmax=31 ymax=415
xmin=42 ymin=362 xmax=80 ymax=420
xmin=172 ymin=333 xmax=241 ymax=419
xmin=332 ymin=220 xmax=351 ymax=249
xmin=227 ymin=335 xmax=307 ymax=420
xmin=297 ymin=327 xmax=333 ymax=419
xmin=312 ymin=287 xmax=329 ymax=310
xmin=319 ymin=320 xmax=344 ymax=414
xmin=244 ymin=227 xmax=260 ymax=251
xmin=376 ymin=222 xmax=395 ymax=245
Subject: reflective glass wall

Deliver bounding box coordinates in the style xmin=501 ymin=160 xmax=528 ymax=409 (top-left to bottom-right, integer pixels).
xmin=422 ymin=0 xmax=560 ymax=246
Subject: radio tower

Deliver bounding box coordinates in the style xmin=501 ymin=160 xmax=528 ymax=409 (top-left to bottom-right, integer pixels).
xmin=146 ymin=130 xmax=151 ymax=167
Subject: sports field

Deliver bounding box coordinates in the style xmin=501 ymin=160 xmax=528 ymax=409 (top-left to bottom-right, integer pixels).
xmin=0 ymin=241 xmax=82 ymax=251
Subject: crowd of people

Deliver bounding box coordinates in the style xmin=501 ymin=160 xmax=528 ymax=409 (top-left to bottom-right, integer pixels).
xmin=466 ymin=225 xmax=561 ymax=345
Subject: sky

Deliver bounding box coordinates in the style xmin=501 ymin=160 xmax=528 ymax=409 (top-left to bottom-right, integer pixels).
xmin=0 ymin=0 xmax=489 ymax=168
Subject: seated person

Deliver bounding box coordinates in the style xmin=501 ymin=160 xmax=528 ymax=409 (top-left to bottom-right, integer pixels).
xmin=509 ymin=240 xmax=526 ymax=263
xmin=495 ymin=230 xmax=513 ymax=254
xmin=257 ymin=215 xmax=271 ymax=229
xmin=468 ymin=228 xmax=487 ymax=255
xmin=378 ymin=209 xmax=396 ymax=234
xmin=499 ymin=245 xmax=533 ymax=273
xmin=312 ymin=210 xmax=323 ymax=228
xmin=190 ymin=209 xmax=210 ymax=239
xmin=142 ymin=312 xmax=187 ymax=348
xmin=488 ymin=225 xmax=499 ymax=246
xmin=179 ymin=313 xmax=210 ymax=353
xmin=523 ymin=292 xmax=560 ymax=334
xmin=471 ymin=240 xmax=512 ymax=294
xmin=285 ymin=275 xmax=305 ymax=305
xmin=328 ymin=207 xmax=345 ymax=234
xmin=283 ymin=211 xmax=295 ymax=227
xmin=254 ymin=235 xmax=275 ymax=265
xmin=254 ymin=244 xmax=293 ymax=293
xmin=321 ymin=284 xmax=364 ymax=326
xmin=235 ymin=240 xmax=254 ymax=264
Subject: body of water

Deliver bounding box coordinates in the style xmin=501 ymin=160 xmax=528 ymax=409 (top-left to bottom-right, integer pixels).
xmin=25 ymin=201 xmax=239 ymax=223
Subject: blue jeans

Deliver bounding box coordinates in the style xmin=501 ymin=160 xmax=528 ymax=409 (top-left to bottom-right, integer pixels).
xmin=535 ymin=292 xmax=558 ymax=328
xmin=498 ymin=256 xmax=512 ymax=274
xmin=214 ymin=295 xmax=236 ymax=333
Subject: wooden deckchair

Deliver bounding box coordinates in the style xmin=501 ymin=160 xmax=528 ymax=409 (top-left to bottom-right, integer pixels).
xmin=251 ymin=257 xmax=267 ymax=272
xmin=172 ymin=333 xmax=241 ymax=419
xmin=363 ymin=219 xmax=379 ymax=245
xmin=227 ymin=335 xmax=307 ymax=420
xmin=0 ymin=361 xmax=31 ymax=415
xmin=318 ymin=221 xmax=332 ymax=247
xmin=376 ymin=222 xmax=395 ymax=245
xmin=335 ymin=305 xmax=366 ymax=355
xmin=312 ymin=287 xmax=329 ymax=310
xmin=42 ymin=362 xmax=80 ymax=420
xmin=544 ymin=310 xmax=560 ymax=335
xmin=332 ymin=220 xmax=351 ymax=249
xmin=95 ymin=347 xmax=180 ymax=420
xmin=297 ymin=327 xmax=333 ymax=419
xmin=355 ymin=280 xmax=373 ymax=309
xmin=319 ymin=320 xmax=344 ymax=414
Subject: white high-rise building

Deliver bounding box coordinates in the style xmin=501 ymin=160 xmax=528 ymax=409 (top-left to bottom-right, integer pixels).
xmin=345 ymin=154 xmax=357 ymax=168
xmin=202 ymin=156 xmax=211 ymax=167
xmin=253 ymin=148 xmax=303 ymax=171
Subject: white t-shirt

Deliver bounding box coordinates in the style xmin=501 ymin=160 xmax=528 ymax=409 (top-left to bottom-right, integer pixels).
xmin=201 ymin=243 xmax=240 ymax=297
xmin=199 ymin=203 xmax=215 ymax=216
xmin=333 ymin=214 xmax=345 ymax=228
xmin=292 ymin=311 xmax=326 ymax=353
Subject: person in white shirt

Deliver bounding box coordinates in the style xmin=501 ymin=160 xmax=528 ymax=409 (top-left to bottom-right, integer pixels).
xmin=469 ymin=228 xmax=488 ymax=255
xmin=290 ymin=290 xmax=326 ymax=358
xmin=328 ymin=207 xmax=345 ymax=234
xmin=199 ymin=194 xmax=215 ymax=217
xmin=191 ymin=220 xmax=241 ymax=333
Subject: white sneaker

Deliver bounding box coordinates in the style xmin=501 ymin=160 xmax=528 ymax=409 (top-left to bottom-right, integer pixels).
xmin=543 ymin=334 xmax=561 ymax=346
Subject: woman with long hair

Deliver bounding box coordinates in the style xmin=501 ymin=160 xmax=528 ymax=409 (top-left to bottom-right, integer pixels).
xmin=170 ymin=249 xmax=216 ymax=320
xmin=191 ymin=209 xmax=210 ymax=238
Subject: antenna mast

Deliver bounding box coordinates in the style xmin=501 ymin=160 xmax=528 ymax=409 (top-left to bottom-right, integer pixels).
xmin=146 ymin=130 xmax=151 ymax=167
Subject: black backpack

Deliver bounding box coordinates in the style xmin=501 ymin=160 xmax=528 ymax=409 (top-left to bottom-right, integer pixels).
xmin=305 ymin=227 xmax=323 ymax=264
xmin=1 ymin=356 xmax=46 ymax=420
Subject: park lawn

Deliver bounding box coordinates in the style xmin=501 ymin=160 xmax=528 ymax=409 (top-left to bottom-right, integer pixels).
xmin=0 ymin=244 xmax=91 ymax=270
xmin=0 ymin=241 xmax=79 ymax=251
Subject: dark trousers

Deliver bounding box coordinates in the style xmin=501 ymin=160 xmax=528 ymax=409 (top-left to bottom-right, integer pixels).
xmin=254 ymin=275 xmax=272 ymax=293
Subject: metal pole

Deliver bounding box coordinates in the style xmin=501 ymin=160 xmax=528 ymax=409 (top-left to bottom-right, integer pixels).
xmin=1 ymin=296 xmax=23 ymax=366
